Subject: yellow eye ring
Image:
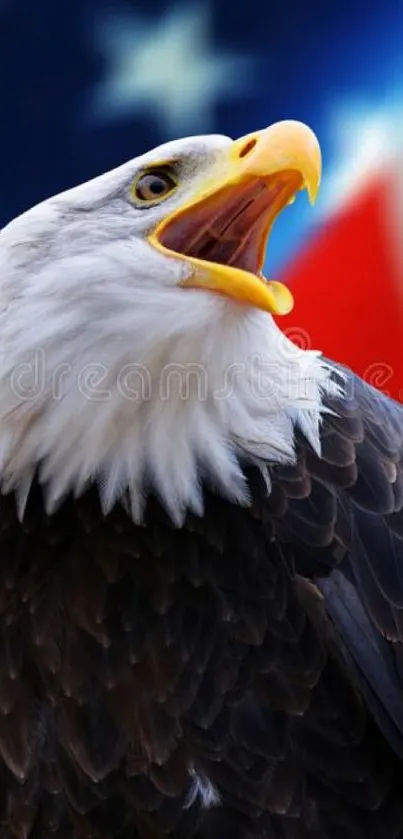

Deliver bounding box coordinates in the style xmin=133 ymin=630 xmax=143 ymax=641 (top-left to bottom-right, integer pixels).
xmin=131 ymin=167 xmax=178 ymax=206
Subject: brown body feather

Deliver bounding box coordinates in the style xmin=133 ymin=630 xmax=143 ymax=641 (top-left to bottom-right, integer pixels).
xmin=1 ymin=364 xmax=403 ymax=838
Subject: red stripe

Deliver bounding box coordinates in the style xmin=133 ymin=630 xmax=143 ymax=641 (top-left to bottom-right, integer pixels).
xmin=277 ymin=174 xmax=403 ymax=400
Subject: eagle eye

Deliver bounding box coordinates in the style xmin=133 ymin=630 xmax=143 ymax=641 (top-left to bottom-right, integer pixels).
xmin=132 ymin=167 xmax=178 ymax=206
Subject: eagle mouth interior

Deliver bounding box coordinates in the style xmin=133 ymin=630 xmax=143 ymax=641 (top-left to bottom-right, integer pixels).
xmin=155 ymin=170 xmax=303 ymax=275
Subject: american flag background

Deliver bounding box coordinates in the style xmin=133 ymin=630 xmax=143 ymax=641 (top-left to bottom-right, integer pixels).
xmin=2 ymin=0 xmax=402 ymax=396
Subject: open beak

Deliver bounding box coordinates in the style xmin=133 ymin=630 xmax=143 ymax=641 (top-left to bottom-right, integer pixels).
xmin=148 ymin=120 xmax=321 ymax=316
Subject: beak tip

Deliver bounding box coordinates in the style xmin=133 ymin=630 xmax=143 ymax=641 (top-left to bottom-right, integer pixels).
xmin=255 ymin=120 xmax=322 ymax=206
xmin=308 ymin=181 xmax=320 ymax=205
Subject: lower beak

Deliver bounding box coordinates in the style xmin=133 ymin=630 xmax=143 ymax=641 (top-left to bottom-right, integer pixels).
xmin=148 ymin=120 xmax=321 ymax=316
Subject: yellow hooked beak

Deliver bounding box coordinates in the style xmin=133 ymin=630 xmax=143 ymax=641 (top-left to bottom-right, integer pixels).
xmin=149 ymin=120 xmax=321 ymax=316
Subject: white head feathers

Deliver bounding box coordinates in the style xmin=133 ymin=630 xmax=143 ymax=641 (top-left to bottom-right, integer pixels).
xmin=0 ymin=134 xmax=333 ymax=523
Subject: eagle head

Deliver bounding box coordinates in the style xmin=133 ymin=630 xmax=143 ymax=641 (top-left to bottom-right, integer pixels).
xmin=0 ymin=120 xmax=331 ymax=523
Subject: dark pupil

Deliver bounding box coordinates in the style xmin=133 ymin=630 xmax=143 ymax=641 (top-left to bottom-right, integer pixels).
xmin=138 ymin=174 xmax=171 ymax=199
xmin=148 ymin=177 xmax=166 ymax=195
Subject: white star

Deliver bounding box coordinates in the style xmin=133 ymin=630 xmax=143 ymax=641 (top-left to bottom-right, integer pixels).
xmin=88 ymin=4 xmax=256 ymax=136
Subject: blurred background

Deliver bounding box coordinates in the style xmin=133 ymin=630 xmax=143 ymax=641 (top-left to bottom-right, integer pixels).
xmin=1 ymin=0 xmax=403 ymax=396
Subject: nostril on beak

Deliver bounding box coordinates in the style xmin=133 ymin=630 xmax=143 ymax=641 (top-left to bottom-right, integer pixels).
xmin=238 ymin=137 xmax=257 ymax=159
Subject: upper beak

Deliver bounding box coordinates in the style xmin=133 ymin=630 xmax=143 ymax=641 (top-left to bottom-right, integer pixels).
xmin=149 ymin=120 xmax=321 ymax=316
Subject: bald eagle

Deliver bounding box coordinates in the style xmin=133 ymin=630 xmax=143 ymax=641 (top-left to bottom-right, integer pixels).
xmin=0 ymin=120 xmax=402 ymax=839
